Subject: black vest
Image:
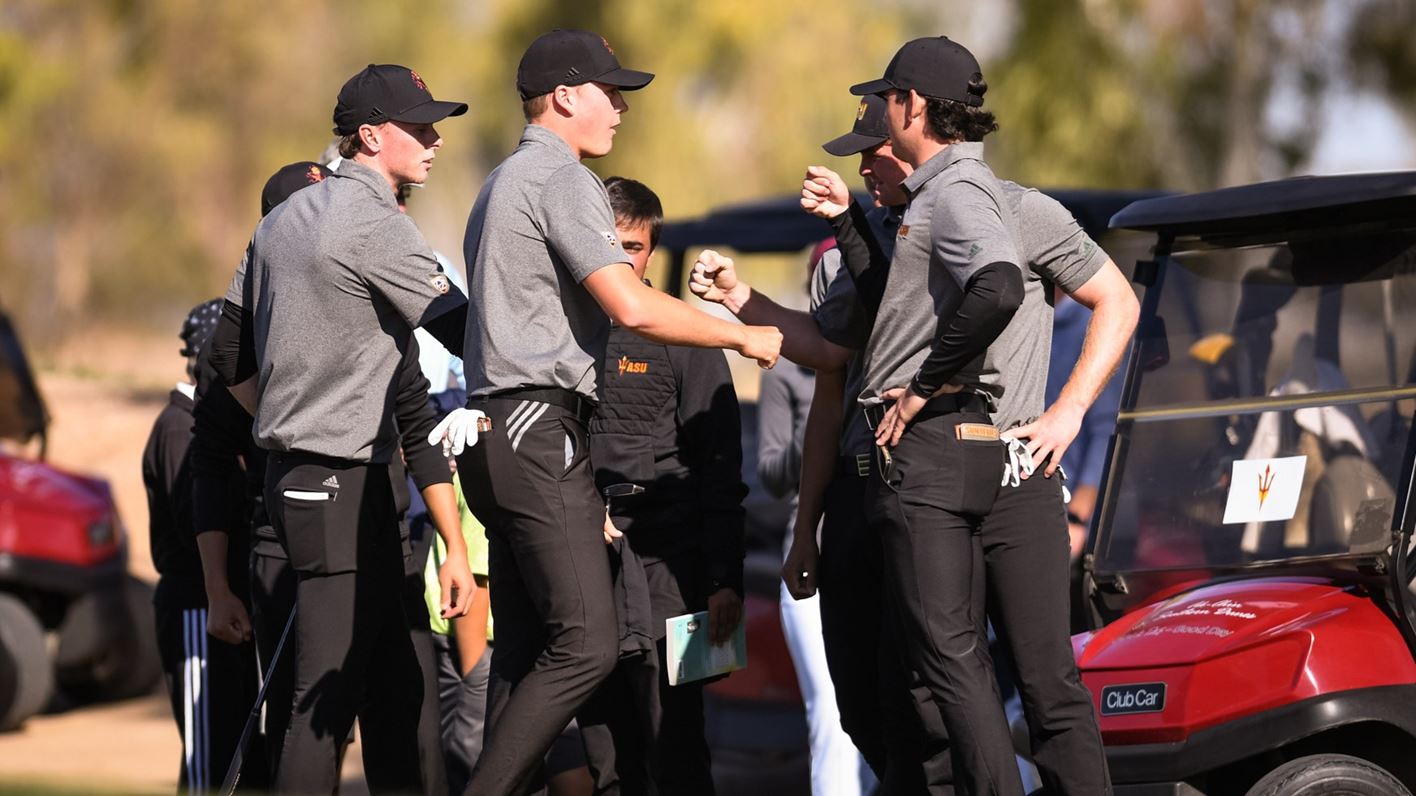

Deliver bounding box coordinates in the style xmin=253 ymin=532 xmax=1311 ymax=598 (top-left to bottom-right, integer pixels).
xmin=590 ymin=326 xmax=695 ymax=537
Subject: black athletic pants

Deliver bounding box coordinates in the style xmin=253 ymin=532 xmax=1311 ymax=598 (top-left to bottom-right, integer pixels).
xmin=579 ymin=553 xmax=715 ymax=796
xmin=249 ymin=543 xmax=296 ymax=785
xmin=406 ymin=567 xmax=450 ymax=796
xmin=266 ymin=452 xmax=426 ymax=795
xmin=438 ymin=638 xmax=490 ymax=795
xmin=154 ymin=583 xmax=265 ymax=793
xmin=982 ymin=466 xmax=1110 ymax=795
xmin=817 ymin=470 xmax=945 ymax=794
xmin=457 ymin=396 xmax=619 ymax=796
xmin=867 ymin=407 xmax=1022 ymax=796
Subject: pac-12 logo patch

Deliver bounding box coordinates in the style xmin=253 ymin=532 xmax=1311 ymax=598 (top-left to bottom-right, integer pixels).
xmin=428 ymin=273 xmax=450 ymax=294
xmin=603 ymin=231 xmax=619 ymax=248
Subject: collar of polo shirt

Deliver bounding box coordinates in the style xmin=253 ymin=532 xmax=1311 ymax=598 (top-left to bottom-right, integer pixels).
xmin=902 ymin=141 xmax=986 ymax=200
xmin=523 ymin=123 xmax=579 ymax=164
xmin=332 ymin=159 xmax=402 ymax=208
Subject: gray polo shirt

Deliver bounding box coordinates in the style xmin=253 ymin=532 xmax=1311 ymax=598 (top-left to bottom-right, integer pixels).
xmin=860 ymin=143 xmax=1106 ymax=431
xmin=226 ymin=159 xmax=467 ymax=462
xmin=810 ymin=206 xmax=902 ymax=458
xmin=461 ymin=125 xmax=631 ymax=401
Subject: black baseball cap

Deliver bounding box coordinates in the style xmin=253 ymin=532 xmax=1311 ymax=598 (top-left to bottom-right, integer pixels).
xmin=822 ymin=94 xmax=890 ymax=157
xmin=179 ymin=299 xmax=222 ymax=359
xmin=850 ymin=37 xmax=984 ymax=107
xmin=261 ymin=161 xmax=333 ymax=217
xmin=332 ymin=64 xmax=468 ymax=136
xmin=516 ymin=29 xmax=654 ymax=101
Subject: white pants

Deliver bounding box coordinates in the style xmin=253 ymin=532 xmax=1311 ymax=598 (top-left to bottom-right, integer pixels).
xmin=779 ymin=581 xmax=877 ymax=796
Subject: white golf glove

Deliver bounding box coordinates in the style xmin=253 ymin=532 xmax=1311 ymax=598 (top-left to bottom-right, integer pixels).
xmin=428 ymin=408 xmax=488 ymax=456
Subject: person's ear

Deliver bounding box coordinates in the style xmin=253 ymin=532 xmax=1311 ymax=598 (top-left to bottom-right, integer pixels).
xmin=358 ymin=122 xmax=384 ymax=154
xmin=906 ymin=89 xmax=925 ymax=125
xmin=552 ymin=84 xmax=576 ymax=116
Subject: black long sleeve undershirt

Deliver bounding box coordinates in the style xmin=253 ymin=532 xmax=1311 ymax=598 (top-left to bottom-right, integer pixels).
xmin=420 ymin=301 xmax=467 ymax=359
xmin=827 ymin=200 xmax=892 ymax=312
xmin=910 ymin=262 xmax=1025 ymax=398
xmin=393 ymin=336 xmax=452 ymax=491
xmin=210 ymin=299 xmax=255 ymax=387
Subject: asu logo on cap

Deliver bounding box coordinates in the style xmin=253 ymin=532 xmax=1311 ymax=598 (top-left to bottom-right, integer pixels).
xmin=856 ymin=100 xmax=868 ymax=121
xmin=409 ymin=69 xmax=427 ymax=92
xmin=600 ymin=36 xmax=615 ymax=55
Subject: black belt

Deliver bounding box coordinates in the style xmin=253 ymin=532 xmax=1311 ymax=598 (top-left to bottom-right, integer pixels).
xmin=862 ymin=391 xmax=989 ymax=431
xmin=838 ymin=453 xmax=871 ymax=478
xmin=481 ymin=387 xmax=597 ymax=422
xmin=268 ymin=449 xmax=373 ymax=469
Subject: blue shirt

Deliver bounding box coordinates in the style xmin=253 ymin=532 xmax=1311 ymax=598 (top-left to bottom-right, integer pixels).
xmin=1046 ymin=296 xmax=1121 ymax=488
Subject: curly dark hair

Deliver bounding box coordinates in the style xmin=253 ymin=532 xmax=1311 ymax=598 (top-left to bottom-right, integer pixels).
xmin=920 ymin=77 xmax=998 ymax=142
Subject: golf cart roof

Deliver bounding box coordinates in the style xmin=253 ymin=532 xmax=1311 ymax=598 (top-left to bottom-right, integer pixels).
xmin=659 ymin=193 xmax=872 ymax=255
xmin=1110 ymin=171 xmax=1416 ymax=238
xmin=660 ymin=189 xmax=1161 ymax=255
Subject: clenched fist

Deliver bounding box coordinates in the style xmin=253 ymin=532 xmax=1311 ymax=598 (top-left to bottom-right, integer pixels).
xmin=688 ymin=249 xmax=747 ymax=307
xmin=740 ymin=324 xmax=783 ymax=370
xmin=800 ymin=166 xmax=851 ymax=219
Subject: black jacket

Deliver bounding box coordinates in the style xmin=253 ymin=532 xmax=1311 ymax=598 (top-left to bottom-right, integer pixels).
xmin=591 ymin=325 xmax=747 ymax=594
xmin=144 ymin=387 xmax=245 ymax=605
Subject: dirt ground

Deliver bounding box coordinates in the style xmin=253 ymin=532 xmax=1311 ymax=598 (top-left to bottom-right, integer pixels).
xmin=0 ymin=332 xmax=375 ymax=793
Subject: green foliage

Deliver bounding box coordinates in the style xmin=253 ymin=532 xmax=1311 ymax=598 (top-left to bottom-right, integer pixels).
xmin=0 ymin=0 xmax=1408 ymax=345
xmin=0 ymin=0 xmax=933 ymax=344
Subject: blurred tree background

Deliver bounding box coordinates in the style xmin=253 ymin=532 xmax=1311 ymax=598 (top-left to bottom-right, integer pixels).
xmin=1 ymin=0 xmax=1413 ymax=351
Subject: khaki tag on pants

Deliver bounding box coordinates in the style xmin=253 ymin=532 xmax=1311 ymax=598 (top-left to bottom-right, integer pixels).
xmin=955 ymin=423 xmax=999 ymax=442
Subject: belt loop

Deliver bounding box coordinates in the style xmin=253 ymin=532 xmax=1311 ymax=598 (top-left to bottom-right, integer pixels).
xmin=855 ymin=453 xmax=870 ymax=477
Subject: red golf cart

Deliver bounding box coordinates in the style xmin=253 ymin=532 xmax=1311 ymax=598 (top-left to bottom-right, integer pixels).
xmin=1078 ymin=172 xmax=1416 ymax=795
xmin=0 ymin=309 xmax=159 ymax=730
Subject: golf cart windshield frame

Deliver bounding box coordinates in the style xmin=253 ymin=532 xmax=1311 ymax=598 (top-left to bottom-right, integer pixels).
xmin=1088 ymin=212 xmax=1416 ymax=603
xmin=0 ymin=309 xmax=48 ymax=456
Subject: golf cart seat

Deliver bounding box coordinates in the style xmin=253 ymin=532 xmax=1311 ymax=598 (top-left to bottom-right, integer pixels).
xmin=1236 ymin=333 xmax=1396 ymax=560
xmin=1309 ymin=453 xmax=1397 ymax=555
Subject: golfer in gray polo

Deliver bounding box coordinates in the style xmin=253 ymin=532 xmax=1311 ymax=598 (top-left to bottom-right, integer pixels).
xmin=211 ymin=64 xmax=476 ymax=794
xmin=439 ymin=29 xmax=781 ymax=796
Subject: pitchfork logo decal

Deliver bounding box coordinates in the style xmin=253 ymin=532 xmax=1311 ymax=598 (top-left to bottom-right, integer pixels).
xmin=1223 ymin=456 xmax=1307 ymax=525
xmin=1257 ymin=464 xmax=1276 ymax=509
